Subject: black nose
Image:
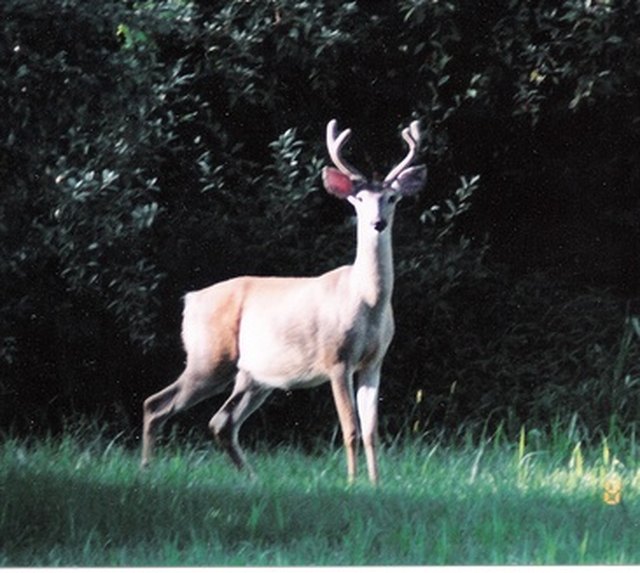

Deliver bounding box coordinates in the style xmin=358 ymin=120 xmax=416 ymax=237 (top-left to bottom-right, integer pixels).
xmin=373 ymin=220 xmax=388 ymax=232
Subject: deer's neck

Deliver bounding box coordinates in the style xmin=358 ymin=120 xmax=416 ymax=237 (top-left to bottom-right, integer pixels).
xmin=351 ymin=223 xmax=394 ymax=309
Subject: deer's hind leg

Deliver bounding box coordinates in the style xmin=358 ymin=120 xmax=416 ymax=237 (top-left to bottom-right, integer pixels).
xmin=141 ymin=362 xmax=234 ymax=468
xmin=209 ymin=370 xmax=272 ymax=477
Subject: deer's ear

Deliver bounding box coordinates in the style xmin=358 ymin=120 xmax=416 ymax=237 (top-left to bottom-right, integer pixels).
xmin=392 ymin=165 xmax=427 ymax=196
xmin=322 ymin=167 xmax=354 ymax=199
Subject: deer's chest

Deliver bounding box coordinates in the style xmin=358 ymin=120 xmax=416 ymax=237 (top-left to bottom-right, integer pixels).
xmin=332 ymin=303 xmax=394 ymax=369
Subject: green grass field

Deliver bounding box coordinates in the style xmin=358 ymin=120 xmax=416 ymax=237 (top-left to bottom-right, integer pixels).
xmin=1 ymin=422 xmax=639 ymax=566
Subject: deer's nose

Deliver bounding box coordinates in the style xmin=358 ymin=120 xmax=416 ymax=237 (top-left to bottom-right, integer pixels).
xmin=373 ymin=219 xmax=388 ymax=232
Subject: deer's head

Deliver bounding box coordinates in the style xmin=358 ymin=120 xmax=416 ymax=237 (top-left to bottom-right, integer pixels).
xmin=322 ymin=119 xmax=427 ymax=233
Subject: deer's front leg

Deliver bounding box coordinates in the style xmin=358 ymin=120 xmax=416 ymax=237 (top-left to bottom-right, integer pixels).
xmin=330 ymin=365 xmax=358 ymax=483
xmin=357 ymin=364 xmax=381 ymax=485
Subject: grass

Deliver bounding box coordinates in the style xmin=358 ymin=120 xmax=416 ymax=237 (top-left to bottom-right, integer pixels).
xmin=1 ymin=422 xmax=639 ymax=566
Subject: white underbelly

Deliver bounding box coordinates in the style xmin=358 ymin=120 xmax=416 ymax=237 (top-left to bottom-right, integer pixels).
xmin=261 ymin=372 xmax=329 ymax=390
xmin=237 ymin=321 xmax=329 ymax=388
xmin=238 ymin=348 xmax=329 ymax=389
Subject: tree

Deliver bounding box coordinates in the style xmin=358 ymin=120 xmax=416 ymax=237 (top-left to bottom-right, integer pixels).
xmin=1 ymin=0 xmax=638 ymax=439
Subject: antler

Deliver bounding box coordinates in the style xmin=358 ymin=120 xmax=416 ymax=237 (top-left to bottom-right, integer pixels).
xmin=326 ymin=119 xmax=364 ymax=180
xmin=384 ymin=120 xmax=421 ymax=182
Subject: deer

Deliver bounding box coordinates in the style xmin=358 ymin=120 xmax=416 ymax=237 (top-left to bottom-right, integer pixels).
xmin=141 ymin=119 xmax=427 ymax=485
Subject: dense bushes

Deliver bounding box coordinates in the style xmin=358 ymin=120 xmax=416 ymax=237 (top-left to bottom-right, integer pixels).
xmin=1 ymin=0 xmax=639 ymax=441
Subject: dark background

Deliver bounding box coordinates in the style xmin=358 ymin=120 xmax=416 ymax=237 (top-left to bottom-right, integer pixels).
xmin=1 ymin=0 xmax=639 ymax=447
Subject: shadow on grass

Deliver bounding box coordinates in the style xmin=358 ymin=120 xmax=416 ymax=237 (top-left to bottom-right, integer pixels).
xmin=3 ymin=459 xmax=444 ymax=565
xmin=2 ymin=454 xmax=637 ymax=566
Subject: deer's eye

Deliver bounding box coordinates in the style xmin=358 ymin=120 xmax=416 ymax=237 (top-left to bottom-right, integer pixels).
xmin=388 ymin=194 xmax=398 ymax=204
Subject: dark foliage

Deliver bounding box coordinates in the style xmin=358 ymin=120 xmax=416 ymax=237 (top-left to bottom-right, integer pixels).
xmin=1 ymin=0 xmax=639 ymax=444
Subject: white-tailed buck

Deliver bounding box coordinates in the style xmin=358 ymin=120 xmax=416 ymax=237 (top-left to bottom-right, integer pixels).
xmin=142 ymin=119 xmax=427 ymax=484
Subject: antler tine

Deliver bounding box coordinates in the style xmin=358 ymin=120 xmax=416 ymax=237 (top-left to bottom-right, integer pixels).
xmin=326 ymin=119 xmax=364 ymax=180
xmin=384 ymin=120 xmax=422 ymax=182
